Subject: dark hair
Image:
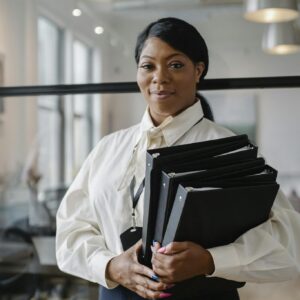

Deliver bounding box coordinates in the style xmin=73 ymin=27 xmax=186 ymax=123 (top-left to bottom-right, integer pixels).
xmin=198 ymin=93 xmax=214 ymax=122
xmin=135 ymin=17 xmax=209 ymax=80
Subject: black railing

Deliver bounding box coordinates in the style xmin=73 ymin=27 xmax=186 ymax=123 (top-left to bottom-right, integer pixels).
xmin=0 ymin=76 xmax=300 ymax=97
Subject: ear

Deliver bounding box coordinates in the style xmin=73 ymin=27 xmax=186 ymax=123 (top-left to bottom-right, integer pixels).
xmin=195 ymin=62 xmax=205 ymax=83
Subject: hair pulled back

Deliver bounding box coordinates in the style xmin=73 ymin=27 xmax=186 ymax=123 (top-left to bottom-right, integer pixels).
xmin=135 ymin=17 xmax=213 ymax=121
xmin=135 ymin=17 xmax=209 ymax=80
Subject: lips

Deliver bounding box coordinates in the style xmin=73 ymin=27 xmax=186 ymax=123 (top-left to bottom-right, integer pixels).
xmin=150 ymin=90 xmax=175 ymax=99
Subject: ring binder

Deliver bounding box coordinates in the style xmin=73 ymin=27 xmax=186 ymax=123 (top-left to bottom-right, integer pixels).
xmin=141 ymin=134 xmax=280 ymax=295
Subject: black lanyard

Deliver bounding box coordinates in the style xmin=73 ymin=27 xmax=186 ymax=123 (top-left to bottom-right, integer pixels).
xmin=129 ymin=176 xmax=145 ymax=229
xmin=120 ymin=176 xmax=144 ymax=250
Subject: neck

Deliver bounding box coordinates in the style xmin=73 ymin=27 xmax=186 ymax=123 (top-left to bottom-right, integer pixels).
xmin=150 ymin=114 xmax=165 ymax=127
xmin=149 ymin=98 xmax=198 ymax=126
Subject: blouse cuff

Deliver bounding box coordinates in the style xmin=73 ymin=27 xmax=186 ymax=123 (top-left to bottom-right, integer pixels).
xmin=89 ymin=251 xmax=119 ymax=289
xmin=208 ymin=244 xmax=241 ymax=279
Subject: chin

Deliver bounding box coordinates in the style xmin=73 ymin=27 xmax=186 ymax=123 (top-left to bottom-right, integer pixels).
xmin=154 ymin=105 xmax=180 ymax=117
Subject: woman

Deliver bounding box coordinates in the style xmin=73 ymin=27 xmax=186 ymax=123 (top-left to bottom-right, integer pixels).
xmin=56 ymin=18 xmax=300 ymax=300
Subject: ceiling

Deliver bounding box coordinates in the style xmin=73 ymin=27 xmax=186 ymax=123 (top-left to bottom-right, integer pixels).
xmin=82 ymin=0 xmax=300 ymax=29
xmin=86 ymin=0 xmax=243 ymax=12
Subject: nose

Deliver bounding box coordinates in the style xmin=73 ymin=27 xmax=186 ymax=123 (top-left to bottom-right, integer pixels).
xmin=152 ymin=67 xmax=170 ymax=84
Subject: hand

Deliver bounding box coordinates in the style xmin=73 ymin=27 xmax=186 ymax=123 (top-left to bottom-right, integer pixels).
xmin=151 ymin=241 xmax=215 ymax=284
xmin=106 ymin=240 xmax=172 ymax=299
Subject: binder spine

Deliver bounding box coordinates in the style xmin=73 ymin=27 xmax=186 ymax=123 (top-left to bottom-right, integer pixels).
xmin=142 ymin=153 xmax=154 ymax=262
xmin=153 ymin=173 xmax=171 ymax=243
xmin=142 ymin=152 xmax=163 ymax=266
xmin=162 ymin=185 xmax=187 ymax=247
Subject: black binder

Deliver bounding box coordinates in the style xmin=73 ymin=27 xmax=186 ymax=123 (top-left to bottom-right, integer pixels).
xmin=141 ymin=134 xmax=255 ymax=266
xmin=160 ymin=171 xmax=279 ymax=297
xmin=161 ymin=144 xmax=258 ymax=174
xmin=153 ymin=156 xmax=266 ymax=243
xmin=140 ymin=134 xmax=280 ymax=296
xmin=162 ymin=182 xmax=279 ymax=248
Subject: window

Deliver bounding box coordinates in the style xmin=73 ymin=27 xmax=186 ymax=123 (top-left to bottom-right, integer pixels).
xmin=37 ymin=100 xmax=64 ymax=189
xmin=38 ymin=18 xmax=63 ymax=86
xmin=37 ymin=98 xmax=96 ymax=189
xmin=71 ymin=40 xmax=93 ymax=173
xmin=37 ymin=19 xmax=98 ymax=189
xmin=37 ymin=17 xmax=64 ymax=190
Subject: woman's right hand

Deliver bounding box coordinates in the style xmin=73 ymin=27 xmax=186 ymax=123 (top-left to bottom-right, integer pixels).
xmin=106 ymin=240 xmax=172 ymax=299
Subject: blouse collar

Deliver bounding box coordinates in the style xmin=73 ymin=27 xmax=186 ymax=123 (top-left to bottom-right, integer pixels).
xmin=138 ymin=99 xmax=204 ymax=147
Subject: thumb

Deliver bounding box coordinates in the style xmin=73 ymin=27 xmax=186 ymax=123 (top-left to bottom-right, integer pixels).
xmin=158 ymin=242 xmax=187 ymax=255
xmin=132 ymin=239 xmax=143 ymax=262
xmin=134 ymin=239 xmax=143 ymax=252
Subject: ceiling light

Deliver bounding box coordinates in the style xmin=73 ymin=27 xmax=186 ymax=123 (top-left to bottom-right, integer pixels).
xmin=94 ymin=26 xmax=104 ymax=35
xmin=244 ymin=0 xmax=299 ymax=23
xmin=72 ymin=8 xmax=82 ymax=17
xmin=262 ymin=22 xmax=300 ymax=55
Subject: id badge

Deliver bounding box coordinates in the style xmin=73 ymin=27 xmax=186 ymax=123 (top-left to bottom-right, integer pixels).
xmin=120 ymin=226 xmax=142 ymax=251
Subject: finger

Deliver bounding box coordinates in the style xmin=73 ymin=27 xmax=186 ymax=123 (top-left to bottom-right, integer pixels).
xmin=133 ymin=261 xmax=160 ymax=281
xmin=151 ymin=271 xmax=175 ymax=285
xmin=152 ymin=249 xmax=174 ymax=265
xmin=151 ymin=245 xmax=155 ymax=254
xmin=152 ymin=264 xmax=170 ymax=279
xmin=134 ymin=239 xmax=143 ymax=250
xmin=133 ymin=239 xmax=143 ymax=256
xmin=152 ymin=262 xmax=178 ymax=285
xmin=135 ymin=274 xmax=169 ymax=291
xmin=152 ymin=256 xmax=172 ymax=278
xmin=153 ymin=241 xmax=161 ymax=251
xmin=135 ymin=284 xmax=162 ymax=299
xmin=162 ymin=242 xmax=189 ymax=254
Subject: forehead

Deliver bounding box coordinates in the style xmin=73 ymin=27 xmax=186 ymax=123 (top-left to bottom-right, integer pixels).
xmin=140 ymin=37 xmax=186 ymax=59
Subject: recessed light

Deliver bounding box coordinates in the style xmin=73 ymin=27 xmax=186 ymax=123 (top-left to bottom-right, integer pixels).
xmin=94 ymin=26 xmax=104 ymax=35
xmin=72 ymin=8 xmax=82 ymax=17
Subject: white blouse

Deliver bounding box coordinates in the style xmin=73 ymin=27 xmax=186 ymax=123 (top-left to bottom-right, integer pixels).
xmin=56 ymin=100 xmax=300 ymax=289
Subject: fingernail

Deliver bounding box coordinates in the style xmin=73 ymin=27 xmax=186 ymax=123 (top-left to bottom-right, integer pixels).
xmin=159 ymin=292 xmax=172 ymax=298
xmin=152 ymin=240 xmax=157 ymax=246
xmin=158 ymin=246 xmax=166 ymax=253
xmin=151 ymin=274 xmax=160 ymax=282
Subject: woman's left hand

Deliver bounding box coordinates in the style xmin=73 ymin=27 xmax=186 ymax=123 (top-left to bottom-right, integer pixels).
xmin=151 ymin=241 xmax=215 ymax=284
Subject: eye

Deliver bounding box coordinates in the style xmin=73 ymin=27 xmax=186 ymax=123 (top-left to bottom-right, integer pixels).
xmin=139 ymin=63 xmax=154 ymax=71
xmin=169 ymin=62 xmax=184 ymax=69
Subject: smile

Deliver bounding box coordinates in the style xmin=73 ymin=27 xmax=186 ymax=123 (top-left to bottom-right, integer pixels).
xmin=150 ymin=90 xmax=175 ymax=99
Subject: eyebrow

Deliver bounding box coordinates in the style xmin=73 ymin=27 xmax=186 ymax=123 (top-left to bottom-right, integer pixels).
xmin=140 ymin=53 xmax=185 ymax=60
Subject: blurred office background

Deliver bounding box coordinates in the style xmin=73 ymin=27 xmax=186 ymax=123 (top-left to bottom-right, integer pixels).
xmin=0 ymin=0 xmax=300 ymax=299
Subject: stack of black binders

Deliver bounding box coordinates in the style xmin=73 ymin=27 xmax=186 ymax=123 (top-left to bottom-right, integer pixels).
xmin=140 ymin=134 xmax=279 ymax=295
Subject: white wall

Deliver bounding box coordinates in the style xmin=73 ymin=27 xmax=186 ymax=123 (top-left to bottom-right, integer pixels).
xmin=0 ymin=0 xmax=38 ymax=183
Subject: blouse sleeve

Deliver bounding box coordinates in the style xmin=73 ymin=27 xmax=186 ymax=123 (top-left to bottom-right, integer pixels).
xmin=208 ymin=189 xmax=300 ymax=283
xmin=55 ymin=144 xmax=118 ymax=288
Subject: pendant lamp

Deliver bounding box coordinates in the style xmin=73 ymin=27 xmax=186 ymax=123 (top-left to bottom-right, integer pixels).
xmin=244 ymin=0 xmax=299 ymax=23
xmin=262 ymin=22 xmax=300 ymax=54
